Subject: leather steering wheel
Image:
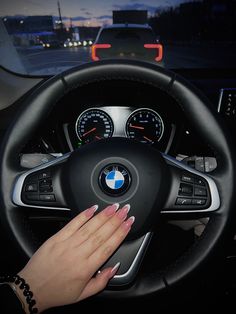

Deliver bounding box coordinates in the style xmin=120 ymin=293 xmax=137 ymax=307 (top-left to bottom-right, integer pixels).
xmin=0 ymin=60 xmax=235 ymax=298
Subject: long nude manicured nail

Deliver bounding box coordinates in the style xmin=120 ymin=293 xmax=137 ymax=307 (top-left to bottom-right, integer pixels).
xmin=113 ymin=203 xmax=120 ymax=211
xmin=104 ymin=203 xmax=120 ymax=216
xmin=109 ymin=262 xmax=121 ymax=278
xmin=85 ymin=205 xmax=99 ymax=217
xmin=123 ymin=216 xmax=135 ymax=230
xmin=117 ymin=204 xmax=131 ymax=220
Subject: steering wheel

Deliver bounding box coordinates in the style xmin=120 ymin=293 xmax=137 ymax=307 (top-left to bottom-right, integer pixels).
xmin=0 ymin=60 xmax=235 ymax=298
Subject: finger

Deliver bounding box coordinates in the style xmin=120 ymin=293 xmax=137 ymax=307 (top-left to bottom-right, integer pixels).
xmin=53 ymin=205 xmax=98 ymax=241
xmin=77 ymin=263 xmax=120 ymax=301
xmin=70 ymin=203 xmax=120 ymax=247
xmin=88 ymin=216 xmax=135 ymax=272
xmin=78 ymin=204 xmax=130 ymax=256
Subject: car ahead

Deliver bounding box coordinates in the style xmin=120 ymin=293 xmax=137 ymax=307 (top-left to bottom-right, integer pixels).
xmin=42 ymin=39 xmax=61 ymax=49
xmin=92 ymin=24 xmax=163 ymax=63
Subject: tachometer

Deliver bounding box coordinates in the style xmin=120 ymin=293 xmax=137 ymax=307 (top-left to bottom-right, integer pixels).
xmin=126 ymin=108 xmax=164 ymax=144
xmin=75 ymin=109 xmax=114 ymax=144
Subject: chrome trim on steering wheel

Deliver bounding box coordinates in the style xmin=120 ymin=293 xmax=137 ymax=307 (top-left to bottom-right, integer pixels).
xmin=111 ymin=232 xmax=152 ymax=286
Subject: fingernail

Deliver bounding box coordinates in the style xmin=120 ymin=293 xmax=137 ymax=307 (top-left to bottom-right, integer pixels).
xmin=117 ymin=204 xmax=131 ymax=220
xmin=85 ymin=204 xmax=98 ymax=217
xmin=123 ymin=216 xmax=135 ymax=230
xmin=113 ymin=203 xmax=120 ymax=211
xmin=109 ymin=262 xmax=121 ymax=278
xmin=104 ymin=203 xmax=120 ymax=216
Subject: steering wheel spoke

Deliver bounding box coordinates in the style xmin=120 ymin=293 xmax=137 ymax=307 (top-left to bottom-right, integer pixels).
xmin=12 ymin=154 xmax=71 ymax=211
xmin=103 ymin=232 xmax=152 ymax=286
xmin=161 ymin=154 xmax=220 ymax=216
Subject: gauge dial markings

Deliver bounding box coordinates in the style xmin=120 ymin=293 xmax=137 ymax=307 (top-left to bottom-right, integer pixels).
xmin=126 ymin=108 xmax=164 ymax=144
xmin=75 ymin=109 xmax=114 ymax=144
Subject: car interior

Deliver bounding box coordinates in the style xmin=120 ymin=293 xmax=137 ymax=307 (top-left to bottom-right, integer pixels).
xmin=0 ymin=1 xmax=236 ymax=313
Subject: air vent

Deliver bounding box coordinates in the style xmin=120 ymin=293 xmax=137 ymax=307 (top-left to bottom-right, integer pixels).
xmin=218 ymin=88 xmax=236 ymax=117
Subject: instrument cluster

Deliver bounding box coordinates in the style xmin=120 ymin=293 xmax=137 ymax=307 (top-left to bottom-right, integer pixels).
xmin=74 ymin=107 xmax=164 ymax=146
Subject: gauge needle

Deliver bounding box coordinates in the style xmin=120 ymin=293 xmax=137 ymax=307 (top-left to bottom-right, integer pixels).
xmin=82 ymin=127 xmax=96 ymax=137
xmin=143 ymin=135 xmax=153 ymax=142
xmin=130 ymin=124 xmax=144 ymax=130
xmin=95 ymin=135 xmax=102 ymax=140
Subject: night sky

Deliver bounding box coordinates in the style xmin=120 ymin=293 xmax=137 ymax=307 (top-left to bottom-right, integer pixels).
xmin=0 ymin=0 xmax=201 ymax=26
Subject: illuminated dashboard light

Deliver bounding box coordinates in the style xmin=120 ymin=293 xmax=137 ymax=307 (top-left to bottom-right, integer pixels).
xmin=144 ymin=44 xmax=163 ymax=62
xmin=46 ymin=43 xmax=50 ymax=48
xmin=83 ymin=40 xmax=87 ymax=46
xmin=91 ymin=44 xmax=111 ymax=61
xmin=69 ymin=42 xmax=73 ymax=47
xmin=63 ymin=43 xmax=67 ymax=47
xmin=73 ymin=42 xmax=78 ymax=47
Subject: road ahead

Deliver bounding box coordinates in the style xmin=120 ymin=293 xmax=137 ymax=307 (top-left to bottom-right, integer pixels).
xmin=17 ymin=44 xmax=236 ymax=75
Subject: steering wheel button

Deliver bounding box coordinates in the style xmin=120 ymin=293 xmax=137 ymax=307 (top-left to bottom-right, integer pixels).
xmin=39 ymin=185 xmax=53 ymax=193
xmin=25 ymin=183 xmax=38 ymax=192
xmin=192 ymin=199 xmax=206 ymax=205
xmin=194 ymin=187 xmax=207 ymax=196
xmin=39 ymin=194 xmax=56 ymax=202
xmin=176 ymin=198 xmax=192 ymax=205
xmin=194 ymin=178 xmax=206 ymax=186
xmin=179 ymin=183 xmax=193 ymax=196
xmin=25 ymin=194 xmax=39 ymax=201
xmin=38 ymin=170 xmax=51 ymax=179
xmin=181 ymin=174 xmax=194 ymax=183
xmin=39 ymin=179 xmax=52 ymax=186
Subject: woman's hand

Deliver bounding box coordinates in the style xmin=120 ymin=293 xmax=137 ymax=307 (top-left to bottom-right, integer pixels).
xmin=17 ymin=203 xmax=134 ymax=313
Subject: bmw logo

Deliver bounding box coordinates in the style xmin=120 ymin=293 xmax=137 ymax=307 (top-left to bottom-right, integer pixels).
xmin=99 ymin=164 xmax=131 ymax=196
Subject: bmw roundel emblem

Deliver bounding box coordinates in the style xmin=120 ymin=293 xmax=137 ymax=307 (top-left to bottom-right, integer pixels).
xmin=99 ymin=164 xmax=131 ymax=196
xmin=105 ymin=170 xmax=125 ymax=190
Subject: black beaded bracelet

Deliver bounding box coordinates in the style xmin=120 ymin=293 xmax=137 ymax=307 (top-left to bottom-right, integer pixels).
xmin=0 ymin=274 xmax=38 ymax=313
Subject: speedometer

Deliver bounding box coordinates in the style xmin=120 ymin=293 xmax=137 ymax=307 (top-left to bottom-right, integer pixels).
xmin=126 ymin=108 xmax=164 ymax=144
xmin=75 ymin=109 xmax=114 ymax=144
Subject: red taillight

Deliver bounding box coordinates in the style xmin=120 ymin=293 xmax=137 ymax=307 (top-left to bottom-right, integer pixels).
xmin=91 ymin=44 xmax=111 ymax=61
xmin=144 ymin=44 xmax=163 ymax=62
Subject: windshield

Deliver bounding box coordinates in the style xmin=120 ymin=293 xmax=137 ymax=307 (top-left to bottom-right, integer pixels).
xmin=0 ymin=0 xmax=235 ymax=75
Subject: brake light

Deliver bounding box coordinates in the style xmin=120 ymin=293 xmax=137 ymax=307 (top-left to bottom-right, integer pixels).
xmin=91 ymin=44 xmax=111 ymax=61
xmin=144 ymin=44 xmax=163 ymax=62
